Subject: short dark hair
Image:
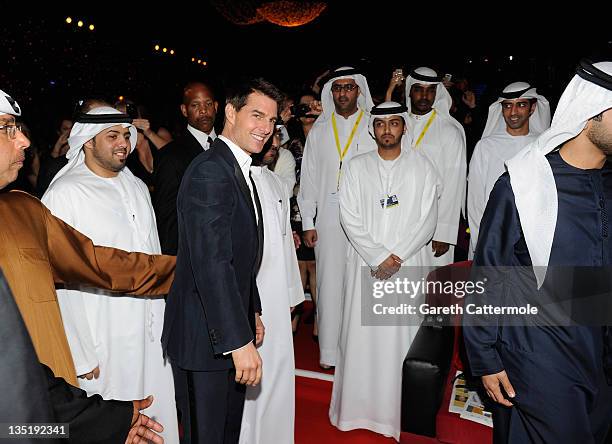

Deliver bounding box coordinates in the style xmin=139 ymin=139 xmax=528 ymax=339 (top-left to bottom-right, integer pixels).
xmin=182 ymin=81 xmax=216 ymax=105
xmin=226 ymin=78 xmax=285 ymax=113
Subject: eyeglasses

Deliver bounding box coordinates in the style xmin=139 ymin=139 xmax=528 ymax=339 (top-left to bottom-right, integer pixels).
xmin=0 ymin=124 xmax=23 ymax=139
xmin=331 ymin=83 xmax=358 ymax=93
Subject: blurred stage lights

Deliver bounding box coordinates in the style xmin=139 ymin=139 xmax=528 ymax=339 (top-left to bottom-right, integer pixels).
xmin=65 ymin=17 xmax=95 ymax=31
xmin=153 ymin=43 xmax=207 ymax=66
xmin=154 ymin=45 xmax=175 ymax=55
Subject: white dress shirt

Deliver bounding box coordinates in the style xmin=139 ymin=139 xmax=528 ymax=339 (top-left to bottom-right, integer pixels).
xmin=187 ymin=125 xmax=216 ymax=150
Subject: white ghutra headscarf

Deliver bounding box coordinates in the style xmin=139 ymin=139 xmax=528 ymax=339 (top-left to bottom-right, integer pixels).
xmin=316 ymin=66 xmax=374 ymax=127
xmin=506 ymin=60 xmax=612 ymax=287
xmin=368 ymin=101 xmax=412 ymax=150
xmin=48 ymin=106 xmax=137 ymax=188
xmin=482 ymin=81 xmax=551 ymax=138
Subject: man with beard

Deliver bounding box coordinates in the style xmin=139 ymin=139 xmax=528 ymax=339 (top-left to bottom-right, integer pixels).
xmin=153 ymin=81 xmax=218 ymax=254
xmin=467 ymin=82 xmax=550 ymax=257
xmin=42 ymin=106 xmax=179 ymax=443
xmin=0 ymin=88 xmax=176 ymax=442
xmin=331 ymin=101 xmax=440 ymax=439
xmin=404 ymin=67 xmax=466 ymax=267
xmin=298 ymin=66 xmax=377 ymax=368
xmin=464 ymin=60 xmax=612 ymax=443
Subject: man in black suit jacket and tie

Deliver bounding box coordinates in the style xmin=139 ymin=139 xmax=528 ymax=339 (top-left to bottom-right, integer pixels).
xmin=153 ymin=81 xmax=219 ymax=254
xmin=162 ymin=78 xmax=285 ymax=444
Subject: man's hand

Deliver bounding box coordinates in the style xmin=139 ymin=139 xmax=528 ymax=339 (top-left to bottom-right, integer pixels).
xmin=255 ymin=313 xmax=265 ymax=346
xmin=280 ymin=103 xmax=292 ymax=124
xmin=303 ymin=229 xmax=318 ymax=248
xmin=312 ymin=70 xmax=330 ymax=95
xmin=51 ymin=132 xmax=69 ymax=158
xmin=482 ymin=370 xmax=516 ymax=407
xmin=292 ymin=231 xmax=301 ymax=249
xmin=308 ymin=100 xmax=322 ymax=116
xmin=126 ymin=395 xmax=164 ymax=444
xmin=132 ymin=118 xmax=152 ymax=136
xmin=232 ymin=342 xmax=262 ymax=386
xmin=78 ymin=365 xmax=100 ymax=380
xmin=373 ymin=254 xmax=402 ymax=280
xmin=431 ymin=240 xmax=450 ymax=257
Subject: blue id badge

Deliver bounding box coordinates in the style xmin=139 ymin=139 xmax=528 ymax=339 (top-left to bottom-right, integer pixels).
xmin=379 ymin=194 xmax=399 ymax=209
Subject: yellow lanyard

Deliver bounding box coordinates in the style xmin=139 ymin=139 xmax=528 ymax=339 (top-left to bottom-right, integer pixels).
xmin=332 ymin=110 xmax=364 ymax=190
xmin=414 ymin=109 xmax=436 ymax=148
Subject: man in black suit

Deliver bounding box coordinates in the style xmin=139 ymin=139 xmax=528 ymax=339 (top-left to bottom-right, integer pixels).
xmin=0 ymin=268 xmax=164 ymax=444
xmin=162 ymin=78 xmax=285 ymax=444
xmin=153 ymin=81 xmax=219 ymax=254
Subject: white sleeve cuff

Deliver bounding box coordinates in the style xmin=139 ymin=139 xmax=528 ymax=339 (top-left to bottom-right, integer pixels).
xmin=223 ymin=341 xmax=250 ymax=355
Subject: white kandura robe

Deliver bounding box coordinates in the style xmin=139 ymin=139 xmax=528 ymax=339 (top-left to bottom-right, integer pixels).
xmin=409 ymin=110 xmax=466 ymax=267
xmin=330 ymin=149 xmax=440 ymax=440
xmin=467 ymin=133 xmax=537 ymax=257
xmin=240 ymin=166 xmax=305 ymax=444
xmin=297 ymin=108 xmax=377 ymax=366
xmin=42 ymin=162 xmax=178 ymax=444
xmin=273 ymin=147 xmax=297 ymax=198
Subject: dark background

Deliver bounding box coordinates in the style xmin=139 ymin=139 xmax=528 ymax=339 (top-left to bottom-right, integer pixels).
xmin=2 ymin=1 xmax=611 ymax=145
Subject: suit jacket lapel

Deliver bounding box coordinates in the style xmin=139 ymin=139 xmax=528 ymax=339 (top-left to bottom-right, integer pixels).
xmin=214 ymin=139 xmax=257 ymax=222
xmin=184 ymin=131 xmax=204 ymax=158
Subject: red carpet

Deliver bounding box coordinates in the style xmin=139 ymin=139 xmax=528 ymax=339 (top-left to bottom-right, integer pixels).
xmin=294 ymin=302 xmax=395 ymax=443
xmin=293 ymin=301 xmax=333 ymax=375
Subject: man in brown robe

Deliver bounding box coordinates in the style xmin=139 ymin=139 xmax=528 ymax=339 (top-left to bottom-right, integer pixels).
xmin=0 ymin=89 xmax=175 ymax=385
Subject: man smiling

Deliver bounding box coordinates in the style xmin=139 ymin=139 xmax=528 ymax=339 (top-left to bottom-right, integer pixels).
xmin=162 ymin=77 xmax=285 ymax=443
xmin=42 ymin=106 xmax=179 ymax=443
xmin=467 ymin=82 xmax=550 ymax=257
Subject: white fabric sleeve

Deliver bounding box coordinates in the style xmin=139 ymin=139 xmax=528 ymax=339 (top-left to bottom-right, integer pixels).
xmin=282 ymin=182 xmax=306 ymax=307
xmin=297 ymin=131 xmax=318 ymax=231
xmin=41 ymin=188 xmax=99 ymax=375
xmin=390 ymin=165 xmax=440 ymax=262
xmin=433 ymin=127 xmax=466 ymax=245
xmin=467 ymin=141 xmax=487 ymax=258
xmin=339 ymin=160 xmax=392 ymax=268
xmin=273 ymin=149 xmax=296 ymax=199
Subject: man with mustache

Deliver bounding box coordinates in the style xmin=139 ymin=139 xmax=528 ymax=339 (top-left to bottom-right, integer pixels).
xmin=153 ymin=81 xmax=219 ymax=254
xmin=404 ymin=67 xmax=467 ymax=267
xmin=298 ymin=66 xmax=377 ymax=369
xmin=331 ymin=102 xmax=441 ymax=439
xmin=0 ymin=88 xmax=176 ymax=442
xmin=42 ymin=106 xmax=179 ymax=443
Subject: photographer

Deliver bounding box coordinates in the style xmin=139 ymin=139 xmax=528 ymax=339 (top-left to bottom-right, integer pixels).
xmin=286 ymin=90 xmax=322 ymax=337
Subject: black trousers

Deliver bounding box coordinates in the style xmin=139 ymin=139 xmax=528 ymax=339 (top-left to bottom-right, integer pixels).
xmin=172 ymin=363 xmax=246 ymax=444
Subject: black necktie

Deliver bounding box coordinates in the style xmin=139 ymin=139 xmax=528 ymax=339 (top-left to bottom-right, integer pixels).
xmin=249 ymin=172 xmax=264 ymax=274
xmin=207 ymin=136 xmax=214 ymax=147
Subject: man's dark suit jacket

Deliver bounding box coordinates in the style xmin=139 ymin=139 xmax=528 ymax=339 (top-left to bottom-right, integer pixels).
xmin=161 ymin=138 xmax=263 ymax=371
xmin=153 ymin=130 xmax=204 ymax=255
xmin=0 ymin=269 xmax=132 ymax=443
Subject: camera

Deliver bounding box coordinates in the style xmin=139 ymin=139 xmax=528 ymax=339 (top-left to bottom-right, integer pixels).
xmin=125 ymin=103 xmax=139 ymax=119
xmin=290 ymin=103 xmax=312 ymax=118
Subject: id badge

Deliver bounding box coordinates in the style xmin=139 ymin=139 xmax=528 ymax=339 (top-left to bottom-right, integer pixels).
xmin=380 ymin=194 xmax=399 ymax=209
